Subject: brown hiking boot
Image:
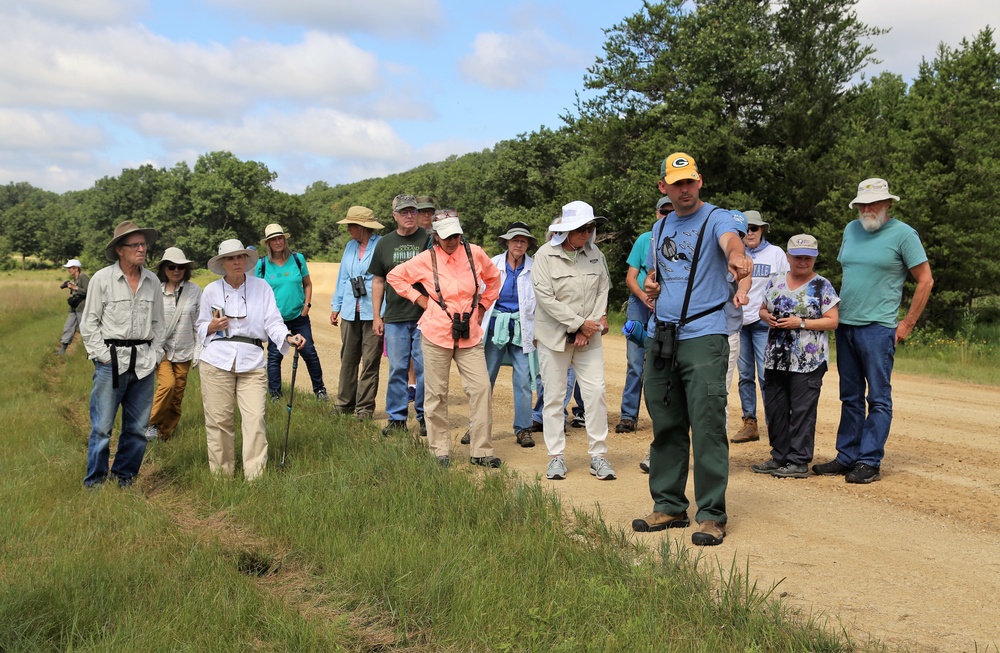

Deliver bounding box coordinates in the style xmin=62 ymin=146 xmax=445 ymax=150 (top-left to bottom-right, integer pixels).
xmin=692 ymin=520 xmax=726 ymax=546
xmin=631 ymin=511 xmax=690 ymax=532
xmin=731 ymin=416 xmax=759 ymax=443
xmin=515 ymin=429 xmax=535 ymax=448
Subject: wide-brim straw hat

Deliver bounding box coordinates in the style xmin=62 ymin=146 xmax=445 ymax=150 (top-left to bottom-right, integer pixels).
xmin=156 ymin=246 xmax=195 ymax=272
xmin=261 ymin=223 xmax=291 ymax=245
xmin=105 ymin=220 xmax=159 ymax=261
xmin=496 ymin=222 xmax=539 ymax=251
xmin=547 ymin=200 xmax=608 ymax=233
xmin=207 ymin=239 xmax=259 ymax=275
xmin=336 ymin=206 xmax=384 ymax=230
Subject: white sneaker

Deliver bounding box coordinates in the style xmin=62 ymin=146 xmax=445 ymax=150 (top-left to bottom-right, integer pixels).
xmin=590 ymin=456 xmax=616 ymax=480
xmin=546 ymin=455 xmax=567 ymax=480
xmin=145 ymin=424 xmax=159 ymax=441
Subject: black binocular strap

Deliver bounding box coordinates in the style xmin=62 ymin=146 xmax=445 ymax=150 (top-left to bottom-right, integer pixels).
xmin=429 ymin=241 xmax=480 ymax=341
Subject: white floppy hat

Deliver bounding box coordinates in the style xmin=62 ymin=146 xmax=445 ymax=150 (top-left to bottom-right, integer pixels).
xmin=547 ymin=201 xmax=607 ymax=233
xmin=849 ymin=178 xmax=900 ymax=208
xmin=207 ymin=239 xmax=259 ymax=275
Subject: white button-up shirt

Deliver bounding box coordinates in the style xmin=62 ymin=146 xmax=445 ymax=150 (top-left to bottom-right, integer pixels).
xmin=197 ymin=275 xmax=290 ymax=373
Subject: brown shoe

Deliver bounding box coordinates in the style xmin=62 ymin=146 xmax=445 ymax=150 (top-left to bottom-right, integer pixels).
xmin=631 ymin=511 xmax=690 ymax=532
xmin=515 ymin=429 xmax=535 ymax=448
xmin=691 ymin=520 xmax=726 ymax=546
xmin=731 ymin=416 xmax=759 ymax=443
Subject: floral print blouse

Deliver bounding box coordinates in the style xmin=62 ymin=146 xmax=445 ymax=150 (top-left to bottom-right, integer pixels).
xmin=762 ymin=274 xmax=840 ymax=373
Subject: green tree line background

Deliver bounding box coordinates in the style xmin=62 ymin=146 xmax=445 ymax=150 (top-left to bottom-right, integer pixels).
xmin=2 ymin=0 xmax=998 ymax=332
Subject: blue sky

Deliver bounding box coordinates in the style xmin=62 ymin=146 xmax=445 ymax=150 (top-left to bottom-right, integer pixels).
xmin=2 ymin=0 xmax=998 ymax=194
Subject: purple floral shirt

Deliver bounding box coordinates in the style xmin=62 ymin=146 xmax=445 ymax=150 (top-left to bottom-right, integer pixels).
xmin=762 ymin=274 xmax=840 ymax=373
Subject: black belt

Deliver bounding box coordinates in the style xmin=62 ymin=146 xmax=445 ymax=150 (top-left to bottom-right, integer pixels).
xmin=214 ymin=335 xmax=264 ymax=348
xmin=104 ymin=339 xmax=151 ymax=389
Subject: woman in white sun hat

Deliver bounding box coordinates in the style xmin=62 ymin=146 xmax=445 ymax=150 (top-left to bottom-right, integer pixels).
xmin=145 ymin=247 xmax=202 ymax=442
xmin=197 ymin=239 xmax=304 ymax=481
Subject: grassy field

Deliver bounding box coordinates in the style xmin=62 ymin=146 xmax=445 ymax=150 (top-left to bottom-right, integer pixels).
xmin=0 ymin=271 xmax=937 ymax=651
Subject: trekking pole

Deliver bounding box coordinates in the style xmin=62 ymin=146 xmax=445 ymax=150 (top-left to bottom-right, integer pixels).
xmin=280 ymin=345 xmax=300 ymax=468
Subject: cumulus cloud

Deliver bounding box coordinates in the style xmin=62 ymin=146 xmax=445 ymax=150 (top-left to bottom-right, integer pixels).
xmin=0 ymin=14 xmax=382 ymax=116
xmin=136 ymin=109 xmax=413 ymax=162
xmin=458 ymin=28 xmax=585 ymax=90
xmin=0 ymin=109 xmax=105 ymax=149
xmin=209 ymin=0 xmax=442 ymax=34
xmin=4 ymin=0 xmax=144 ymax=25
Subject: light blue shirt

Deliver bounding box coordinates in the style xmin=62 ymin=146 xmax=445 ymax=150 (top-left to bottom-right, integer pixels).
xmin=331 ymin=234 xmax=381 ymax=321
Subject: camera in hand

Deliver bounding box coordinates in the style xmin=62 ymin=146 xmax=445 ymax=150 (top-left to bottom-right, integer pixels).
xmin=350 ymin=276 xmax=367 ymax=298
xmin=60 ymin=280 xmax=71 ymax=289
xmin=451 ymin=312 xmax=471 ymax=341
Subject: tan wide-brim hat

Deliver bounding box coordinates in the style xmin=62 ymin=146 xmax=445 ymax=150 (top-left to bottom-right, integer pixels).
xmin=207 ymin=239 xmax=259 ymax=275
xmin=261 ymin=223 xmax=291 ymax=245
xmin=496 ymin=222 xmax=539 ymax=251
xmin=156 ymin=246 xmax=195 ymax=272
xmin=105 ymin=220 xmax=159 ymax=261
xmin=336 ymin=206 xmax=384 ymax=230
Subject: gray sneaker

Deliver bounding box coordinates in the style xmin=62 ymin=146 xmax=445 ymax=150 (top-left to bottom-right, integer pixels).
xmin=546 ymin=455 xmax=567 ymax=480
xmin=751 ymin=458 xmax=782 ymax=474
xmin=145 ymin=424 xmax=159 ymax=442
xmin=437 ymin=455 xmax=451 ymax=468
xmin=639 ymin=455 xmax=650 ymax=474
xmin=590 ymin=456 xmax=616 ymax=481
xmin=771 ymin=463 xmax=808 ymax=479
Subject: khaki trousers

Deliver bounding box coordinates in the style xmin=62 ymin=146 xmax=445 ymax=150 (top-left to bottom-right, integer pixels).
xmin=199 ymin=362 xmax=268 ymax=481
xmin=337 ymin=318 xmax=383 ymax=418
xmin=149 ymin=359 xmax=191 ymax=440
xmin=421 ymin=335 xmax=493 ymax=458
xmin=537 ymin=341 xmax=609 ymax=458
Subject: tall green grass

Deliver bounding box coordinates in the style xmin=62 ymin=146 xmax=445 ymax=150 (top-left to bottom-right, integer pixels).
xmin=2 ymin=272 xmax=869 ymax=651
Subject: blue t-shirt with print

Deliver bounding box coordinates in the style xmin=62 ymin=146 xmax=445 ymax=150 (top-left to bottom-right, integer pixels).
xmin=645 ymin=203 xmax=738 ymax=340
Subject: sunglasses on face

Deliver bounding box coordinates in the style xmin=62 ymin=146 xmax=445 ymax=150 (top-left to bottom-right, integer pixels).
xmin=571 ymin=223 xmax=596 ymax=234
xmin=658 ymin=208 xmax=673 ymax=216
xmin=441 ymin=234 xmax=462 ymax=241
xmin=747 ymin=225 xmax=761 ymax=233
xmin=165 ymin=264 xmax=184 ymax=271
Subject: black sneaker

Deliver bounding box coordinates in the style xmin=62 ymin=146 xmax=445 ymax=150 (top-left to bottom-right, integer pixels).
xmin=751 ymin=458 xmax=782 ymax=474
xmin=570 ymin=415 xmax=586 ymax=428
xmin=418 ymin=419 xmax=427 ymax=437
xmin=460 ymin=429 xmax=471 ymax=445
xmin=812 ymin=459 xmax=851 ymax=476
xmin=381 ymin=420 xmax=408 ymax=436
xmin=269 ymin=392 xmax=283 ymax=403
xmin=845 ymin=462 xmax=881 ymax=484
xmin=470 ymin=456 xmax=502 ymax=468
xmin=315 ymin=389 xmax=329 ymax=402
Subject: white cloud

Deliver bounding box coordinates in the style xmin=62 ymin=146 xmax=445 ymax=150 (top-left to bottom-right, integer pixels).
xmin=0 ymin=109 xmax=105 ymax=149
xmin=458 ymin=28 xmax=585 ymax=90
xmin=0 ymin=15 xmax=382 ymax=115
xmin=208 ymin=0 xmax=442 ymax=34
xmin=3 ymin=0 xmax=145 ymax=25
xmin=136 ymin=109 xmax=412 ymax=161
xmin=854 ymin=0 xmax=1000 ymax=80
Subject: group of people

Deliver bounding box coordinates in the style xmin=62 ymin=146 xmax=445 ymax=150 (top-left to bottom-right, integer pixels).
xmin=66 ymin=157 xmax=932 ymax=548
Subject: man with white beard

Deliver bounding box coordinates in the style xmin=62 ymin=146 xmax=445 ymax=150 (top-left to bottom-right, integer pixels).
xmin=812 ymin=178 xmax=933 ymax=484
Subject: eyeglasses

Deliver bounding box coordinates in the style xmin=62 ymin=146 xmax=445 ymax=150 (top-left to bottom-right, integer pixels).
xmin=571 ymin=223 xmax=596 ymax=234
xmin=120 ymin=242 xmax=147 ymax=250
xmin=747 ymin=225 xmax=761 ymax=233
xmin=165 ymin=264 xmax=184 ymax=271
xmin=395 ymin=208 xmax=418 ymax=216
xmin=224 ymin=288 xmax=248 ymax=318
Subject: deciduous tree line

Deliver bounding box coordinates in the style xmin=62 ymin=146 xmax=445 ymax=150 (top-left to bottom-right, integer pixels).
xmin=1 ymin=0 xmax=997 ymax=331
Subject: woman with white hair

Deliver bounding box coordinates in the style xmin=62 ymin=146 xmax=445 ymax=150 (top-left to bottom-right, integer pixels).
xmin=387 ymin=210 xmax=501 ymax=468
xmin=531 ymin=201 xmax=615 ymax=481
xmin=197 ymin=239 xmax=305 ymax=481
xmin=145 ymin=247 xmax=202 ymax=442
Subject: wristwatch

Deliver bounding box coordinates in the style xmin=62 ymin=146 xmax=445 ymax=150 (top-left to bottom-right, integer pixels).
xmin=306 ymin=303 xmax=312 ymax=308
xmin=800 ymin=318 xmax=806 ymax=330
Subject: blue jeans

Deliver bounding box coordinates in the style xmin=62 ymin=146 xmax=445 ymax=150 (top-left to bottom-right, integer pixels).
xmin=384 ymin=321 xmax=424 ymax=422
xmin=84 ymin=362 xmax=154 ymax=487
xmin=484 ymin=317 xmax=533 ymax=433
xmin=738 ymin=320 xmax=769 ymax=419
xmin=267 ymin=314 xmax=325 ymax=395
xmin=833 ymin=324 xmax=896 ymax=467
xmin=620 ymin=295 xmax=650 ymax=421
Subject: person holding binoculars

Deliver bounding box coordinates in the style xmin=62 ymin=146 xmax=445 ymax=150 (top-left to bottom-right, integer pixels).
xmin=387 ymin=210 xmax=501 ymax=468
xmin=330 ymin=206 xmax=384 ymax=421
